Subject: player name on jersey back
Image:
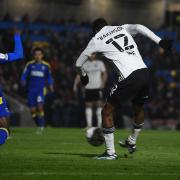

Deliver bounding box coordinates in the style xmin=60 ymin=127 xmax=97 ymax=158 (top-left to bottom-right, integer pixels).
xmin=97 ymin=26 xmax=123 ymax=41
xmin=93 ymin=26 xmax=147 ymax=79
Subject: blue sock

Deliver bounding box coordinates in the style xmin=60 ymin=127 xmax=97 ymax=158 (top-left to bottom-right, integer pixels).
xmin=37 ymin=116 xmax=45 ymax=127
xmin=32 ymin=113 xmax=39 ymax=126
xmin=0 ymin=128 xmax=9 ymax=145
xmin=33 ymin=116 xmax=38 ymax=126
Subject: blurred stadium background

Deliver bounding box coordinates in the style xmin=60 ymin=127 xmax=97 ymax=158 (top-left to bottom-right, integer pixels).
xmin=0 ymin=0 xmax=180 ymax=129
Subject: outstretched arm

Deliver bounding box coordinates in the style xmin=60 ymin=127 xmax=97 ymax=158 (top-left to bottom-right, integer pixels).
xmin=123 ymin=24 xmax=161 ymax=44
xmin=0 ymin=33 xmax=23 ymax=63
xmin=123 ymin=24 xmax=172 ymax=50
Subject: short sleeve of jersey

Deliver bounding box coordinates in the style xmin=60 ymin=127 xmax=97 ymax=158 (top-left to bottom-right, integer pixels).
xmin=82 ymin=38 xmax=97 ymax=57
xmin=122 ymin=24 xmax=138 ymax=37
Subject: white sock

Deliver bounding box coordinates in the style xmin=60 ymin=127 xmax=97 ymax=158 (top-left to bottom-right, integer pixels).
xmin=96 ymin=107 xmax=102 ymax=127
xmin=129 ymin=129 xmax=141 ymax=144
xmin=104 ymin=133 xmax=115 ymax=155
xmin=85 ymin=107 xmax=92 ymax=127
xmin=129 ymin=123 xmax=144 ymax=144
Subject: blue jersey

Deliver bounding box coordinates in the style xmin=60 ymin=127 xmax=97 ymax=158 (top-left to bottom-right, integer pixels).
xmin=21 ymin=60 xmax=54 ymax=92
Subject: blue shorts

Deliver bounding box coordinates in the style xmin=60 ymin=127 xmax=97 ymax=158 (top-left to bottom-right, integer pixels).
xmin=28 ymin=90 xmax=45 ymax=108
xmin=0 ymin=93 xmax=10 ymax=118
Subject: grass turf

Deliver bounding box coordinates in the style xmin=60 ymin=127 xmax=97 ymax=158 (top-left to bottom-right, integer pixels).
xmin=0 ymin=128 xmax=180 ymax=180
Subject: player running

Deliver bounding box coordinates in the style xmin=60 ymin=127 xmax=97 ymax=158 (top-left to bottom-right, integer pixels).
xmin=0 ymin=31 xmax=23 ymax=145
xmin=21 ymin=48 xmax=54 ymax=134
xmin=73 ymin=53 xmax=107 ymax=128
xmin=75 ymin=18 xmax=172 ymax=160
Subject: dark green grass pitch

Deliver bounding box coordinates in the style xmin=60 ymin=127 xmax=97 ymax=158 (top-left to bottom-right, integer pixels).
xmin=0 ymin=128 xmax=180 ymax=180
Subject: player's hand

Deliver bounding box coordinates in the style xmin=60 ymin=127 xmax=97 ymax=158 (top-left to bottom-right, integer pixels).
xmin=80 ymin=74 xmax=89 ymax=86
xmin=159 ymin=40 xmax=173 ymax=51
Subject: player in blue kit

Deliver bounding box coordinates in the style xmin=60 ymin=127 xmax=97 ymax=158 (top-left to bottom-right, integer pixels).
xmin=21 ymin=48 xmax=54 ymax=134
xmin=0 ymin=31 xmax=23 ymax=145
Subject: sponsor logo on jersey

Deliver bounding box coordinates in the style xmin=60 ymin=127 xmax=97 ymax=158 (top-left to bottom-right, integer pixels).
xmin=42 ymin=66 xmax=45 ymax=70
xmin=31 ymin=71 xmax=44 ymax=77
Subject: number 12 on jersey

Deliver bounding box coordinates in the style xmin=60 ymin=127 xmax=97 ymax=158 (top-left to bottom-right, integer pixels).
xmin=106 ymin=34 xmax=134 ymax=53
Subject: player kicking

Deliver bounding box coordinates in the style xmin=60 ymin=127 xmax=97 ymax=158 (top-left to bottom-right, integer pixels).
xmin=21 ymin=48 xmax=54 ymax=134
xmin=73 ymin=53 xmax=107 ymax=128
xmin=0 ymin=31 xmax=23 ymax=145
xmin=75 ymin=18 xmax=172 ymax=160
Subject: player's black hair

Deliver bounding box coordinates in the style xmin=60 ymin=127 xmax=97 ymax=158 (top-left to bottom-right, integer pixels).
xmin=92 ymin=18 xmax=108 ymax=34
xmin=32 ymin=47 xmax=44 ymax=55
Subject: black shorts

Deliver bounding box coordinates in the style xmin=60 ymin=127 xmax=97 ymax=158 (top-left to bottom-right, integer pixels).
xmin=84 ymin=89 xmax=103 ymax=102
xmin=107 ymin=68 xmax=150 ymax=108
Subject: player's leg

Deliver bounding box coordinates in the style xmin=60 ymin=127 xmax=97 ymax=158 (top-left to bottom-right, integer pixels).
xmin=85 ymin=102 xmax=93 ymax=128
xmin=96 ymin=102 xmax=117 ymax=160
xmin=95 ymin=89 xmax=104 ymax=127
xmin=120 ymin=103 xmax=144 ymax=153
xmin=36 ymin=93 xmax=45 ymax=133
xmin=95 ymin=100 xmax=103 ymax=127
xmin=119 ymin=69 xmax=149 ymax=153
xmin=129 ymin=103 xmax=144 ymax=144
xmin=96 ymin=80 xmax=125 ymax=160
xmin=84 ymin=89 xmax=94 ymax=128
xmin=37 ymin=104 xmax=45 ymax=130
xmin=28 ymin=91 xmax=39 ymax=126
xmin=30 ymin=107 xmax=38 ymax=125
xmin=102 ymin=102 xmax=116 ymax=155
xmin=0 ymin=96 xmax=10 ymax=145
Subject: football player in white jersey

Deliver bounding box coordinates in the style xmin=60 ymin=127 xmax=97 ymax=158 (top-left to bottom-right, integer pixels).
xmin=75 ymin=18 xmax=172 ymax=160
xmin=73 ymin=53 xmax=107 ymax=128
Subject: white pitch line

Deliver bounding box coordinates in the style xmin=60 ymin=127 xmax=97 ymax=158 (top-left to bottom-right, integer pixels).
xmin=0 ymin=172 xmax=180 ymax=176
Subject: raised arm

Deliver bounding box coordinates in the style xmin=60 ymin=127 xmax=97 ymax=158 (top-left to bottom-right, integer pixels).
xmin=123 ymin=24 xmax=172 ymax=50
xmin=0 ymin=33 xmax=24 ymax=63
xmin=123 ymin=24 xmax=161 ymax=43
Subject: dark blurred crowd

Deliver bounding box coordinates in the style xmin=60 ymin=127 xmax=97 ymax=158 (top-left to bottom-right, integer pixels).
xmin=0 ymin=14 xmax=180 ymax=128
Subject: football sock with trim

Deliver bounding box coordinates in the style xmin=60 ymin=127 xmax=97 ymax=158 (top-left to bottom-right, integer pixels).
xmin=32 ymin=112 xmax=38 ymax=126
xmin=37 ymin=111 xmax=45 ymax=128
xmin=129 ymin=122 xmax=144 ymax=144
xmin=102 ymin=127 xmax=115 ymax=155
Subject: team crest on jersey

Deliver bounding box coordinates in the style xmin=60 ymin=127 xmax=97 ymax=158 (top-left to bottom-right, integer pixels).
xmin=42 ymin=66 xmax=45 ymax=70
